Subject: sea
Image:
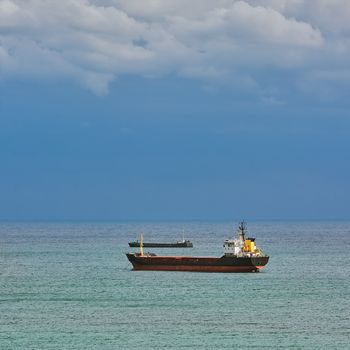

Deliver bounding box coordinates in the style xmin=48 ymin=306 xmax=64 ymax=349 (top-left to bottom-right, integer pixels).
xmin=1 ymin=222 xmax=349 ymax=349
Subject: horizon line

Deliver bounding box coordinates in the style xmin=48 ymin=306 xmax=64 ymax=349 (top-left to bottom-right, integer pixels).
xmin=1 ymin=218 xmax=349 ymax=224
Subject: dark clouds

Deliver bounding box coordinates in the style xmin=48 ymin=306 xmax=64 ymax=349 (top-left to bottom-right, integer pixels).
xmin=1 ymin=0 xmax=348 ymax=99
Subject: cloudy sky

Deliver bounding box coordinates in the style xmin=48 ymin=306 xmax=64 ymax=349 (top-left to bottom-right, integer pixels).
xmin=1 ymin=0 xmax=350 ymax=221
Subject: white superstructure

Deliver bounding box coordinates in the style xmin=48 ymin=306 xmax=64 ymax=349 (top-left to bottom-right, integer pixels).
xmin=223 ymin=222 xmax=265 ymax=257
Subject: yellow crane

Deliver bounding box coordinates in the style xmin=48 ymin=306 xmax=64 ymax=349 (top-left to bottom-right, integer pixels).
xmin=140 ymin=233 xmax=144 ymax=256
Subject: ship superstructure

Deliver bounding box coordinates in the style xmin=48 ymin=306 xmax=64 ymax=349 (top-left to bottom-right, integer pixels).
xmin=223 ymin=221 xmax=265 ymax=258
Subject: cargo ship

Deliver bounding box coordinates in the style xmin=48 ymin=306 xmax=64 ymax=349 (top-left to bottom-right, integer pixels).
xmin=126 ymin=222 xmax=269 ymax=272
xmin=128 ymin=239 xmax=193 ymax=248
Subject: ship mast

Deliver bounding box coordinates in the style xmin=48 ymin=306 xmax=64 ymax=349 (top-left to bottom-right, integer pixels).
xmin=238 ymin=221 xmax=247 ymax=241
xmin=140 ymin=233 xmax=144 ymax=256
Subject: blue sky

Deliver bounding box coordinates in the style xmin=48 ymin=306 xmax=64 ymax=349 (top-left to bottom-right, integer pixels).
xmin=1 ymin=1 xmax=350 ymax=221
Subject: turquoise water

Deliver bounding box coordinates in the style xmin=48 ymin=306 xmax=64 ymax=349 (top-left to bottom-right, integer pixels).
xmin=1 ymin=222 xmax=349 ymax=349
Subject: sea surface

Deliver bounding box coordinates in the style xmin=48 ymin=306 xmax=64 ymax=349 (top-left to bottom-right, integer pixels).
xmin=1 ymin=222 xmax=349 ymax=349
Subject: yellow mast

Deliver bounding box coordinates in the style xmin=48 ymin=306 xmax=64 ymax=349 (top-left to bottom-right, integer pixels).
xmin=140 ymin=233 xmax=144 ymax=256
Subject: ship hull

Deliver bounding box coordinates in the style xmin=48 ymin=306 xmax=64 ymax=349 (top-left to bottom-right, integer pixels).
xmin=128 ymin=242 xmax=193 ymax=248
xmin=126 ymin=254 xmax=269 ymax=272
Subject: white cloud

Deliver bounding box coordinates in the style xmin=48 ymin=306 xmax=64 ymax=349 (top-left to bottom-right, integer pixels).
xmin=0 ymin=0 xmax=349 ymax=98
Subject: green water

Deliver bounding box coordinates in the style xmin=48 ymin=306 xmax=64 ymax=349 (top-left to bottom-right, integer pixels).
xmin=1 ymin=222 xmax=349 ymax=349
